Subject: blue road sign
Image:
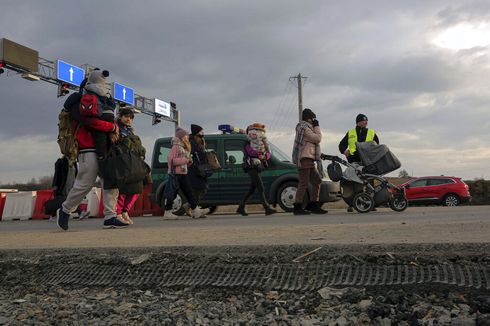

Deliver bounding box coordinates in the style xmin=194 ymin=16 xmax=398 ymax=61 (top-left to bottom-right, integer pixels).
xmin=113 ymin=82 xmax=134 ymax=105
xmin=56 ymin=60 xmax=85 ymax=86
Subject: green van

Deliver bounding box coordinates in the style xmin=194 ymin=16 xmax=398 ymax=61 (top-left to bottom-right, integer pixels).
xmin=150 ymin=129 xmax=341 ymax=215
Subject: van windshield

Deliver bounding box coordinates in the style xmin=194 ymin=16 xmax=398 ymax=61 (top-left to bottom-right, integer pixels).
xmin=270 ymin=144 xmax=291 ymax=162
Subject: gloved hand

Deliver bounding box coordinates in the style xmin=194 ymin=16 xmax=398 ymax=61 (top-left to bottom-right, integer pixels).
xmin=312 ymin=119 xmax=319 ymax=127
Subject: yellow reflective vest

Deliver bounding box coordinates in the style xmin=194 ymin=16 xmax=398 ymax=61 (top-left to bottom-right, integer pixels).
xmin=348 ymin=128 xmax=376 ymax=155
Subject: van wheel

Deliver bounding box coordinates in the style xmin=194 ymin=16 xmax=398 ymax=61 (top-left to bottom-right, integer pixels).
xmin=277 ymin=181 xmax=298 ymax=212
xmin=160 ymin=193 xmax=186 ymax=216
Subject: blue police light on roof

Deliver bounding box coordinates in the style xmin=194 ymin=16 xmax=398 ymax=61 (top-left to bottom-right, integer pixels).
xmin=218 ymin=124 xmax=246 ymax=134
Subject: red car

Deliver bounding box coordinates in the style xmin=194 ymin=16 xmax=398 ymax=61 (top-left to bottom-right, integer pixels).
xmin=401 ymin=176 xmax=471 ymax=206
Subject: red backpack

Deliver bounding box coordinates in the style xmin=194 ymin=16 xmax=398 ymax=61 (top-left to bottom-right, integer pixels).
xmin=79 ymin=92 xmax=102 ymax=118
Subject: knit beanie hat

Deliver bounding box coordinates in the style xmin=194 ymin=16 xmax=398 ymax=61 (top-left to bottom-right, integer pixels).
xmin=175 ymin=127 xmax=189 ymax=139
xmin=190 ymin=124 xmax=203 ymax=135
xmin=85 ymin=69 xmax=110 ymax=97
xmin=118 ymin=108 xmax=134 ymax=118
xmin=356 ymin=113 xmax=368 ymax=123
xmin=302 ymin=108 xmax=316 ymax=121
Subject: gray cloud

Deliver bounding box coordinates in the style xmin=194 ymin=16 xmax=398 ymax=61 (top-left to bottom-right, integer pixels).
xmin=1 ymin=0 xmax=490 ymax=182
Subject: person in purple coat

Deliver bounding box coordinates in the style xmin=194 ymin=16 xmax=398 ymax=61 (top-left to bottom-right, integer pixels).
xmin=236 ymin=123 xmax=277 ymax=216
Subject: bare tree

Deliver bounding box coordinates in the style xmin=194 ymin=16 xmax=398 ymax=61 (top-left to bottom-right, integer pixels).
xmin=398 ymin=169 xmax=409 ymax=178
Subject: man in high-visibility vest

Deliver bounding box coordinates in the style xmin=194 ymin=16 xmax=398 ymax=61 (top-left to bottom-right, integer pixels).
xmin=338 ymin=113 xmax=379 ymax=212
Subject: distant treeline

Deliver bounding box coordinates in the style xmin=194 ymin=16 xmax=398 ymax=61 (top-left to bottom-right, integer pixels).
xmin=465 ymin=179 xmax=490 ymax=205
xmin=0 ymin=175 xmax=53 ymax=191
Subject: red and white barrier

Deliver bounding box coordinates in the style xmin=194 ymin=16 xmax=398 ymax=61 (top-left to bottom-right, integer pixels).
xmin=2 ymin=191 xmax=36 ymax=221
xmin=0 ymin=184 xmax=161 ymax=221
xmin=0 ymin=193 xmax=6 ymax=221
xmin=86 ymin=187 xmax=102 ymax=217
xmin=32 ymin=190 xmax=54 ymax=219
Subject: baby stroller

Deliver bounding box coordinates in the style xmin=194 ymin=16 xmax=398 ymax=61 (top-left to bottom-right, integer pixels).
xmin=321 ymin=142 xmax=408 ymax=213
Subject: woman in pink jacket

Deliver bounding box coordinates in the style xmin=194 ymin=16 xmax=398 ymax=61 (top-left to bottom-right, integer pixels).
xmin=163 ymin=128 xmax=204 ymax=219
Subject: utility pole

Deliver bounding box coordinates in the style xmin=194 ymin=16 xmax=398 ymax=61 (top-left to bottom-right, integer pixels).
xmin=290 ymin=73 xmax=307 ymax=122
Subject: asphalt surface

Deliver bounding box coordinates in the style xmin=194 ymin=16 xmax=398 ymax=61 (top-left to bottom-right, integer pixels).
xmin=0 ymin=206 xmax=488 ymax=249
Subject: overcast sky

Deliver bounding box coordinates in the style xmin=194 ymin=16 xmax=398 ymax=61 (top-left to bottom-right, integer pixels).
xmin=1 ymin=0 xmax=490 ymax=183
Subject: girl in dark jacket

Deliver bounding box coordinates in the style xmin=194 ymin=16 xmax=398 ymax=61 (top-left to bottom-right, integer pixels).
xmin=237 ymin=123 xmax=277 ymax=216
xmin=115 ymin=108 xmax=147 ymax=224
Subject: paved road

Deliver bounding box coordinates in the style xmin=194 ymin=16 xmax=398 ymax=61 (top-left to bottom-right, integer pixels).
xmin=0 ymin=206 xmax=488 ymax=249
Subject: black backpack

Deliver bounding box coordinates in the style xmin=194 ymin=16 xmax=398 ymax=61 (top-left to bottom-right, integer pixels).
xmin=327 ymin=162 xmax=343 ymax=182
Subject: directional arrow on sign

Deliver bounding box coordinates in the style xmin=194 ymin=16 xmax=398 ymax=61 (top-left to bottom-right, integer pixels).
xmin=56 ymin=60 xmax=85 ymax=86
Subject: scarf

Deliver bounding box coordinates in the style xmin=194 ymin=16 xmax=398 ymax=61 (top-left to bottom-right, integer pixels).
xmin=292 ymin=121 xmax=323 ymax=173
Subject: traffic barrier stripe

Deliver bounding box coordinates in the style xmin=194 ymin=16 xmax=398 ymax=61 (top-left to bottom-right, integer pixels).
xmin=0 ymin=193 xmax=6 ymax=221
xmin=32 ymin=189 xmax=54 ymax=219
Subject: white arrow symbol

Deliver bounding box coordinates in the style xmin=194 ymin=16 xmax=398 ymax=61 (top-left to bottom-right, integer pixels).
xmin=69 ymin=67 xmax=74 ymax=81
xmin=122 ymin=88 xmax=126 ymax=100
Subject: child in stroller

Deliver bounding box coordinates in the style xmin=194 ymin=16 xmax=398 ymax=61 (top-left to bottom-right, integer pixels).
xmin=321 ymin=142 xmax=408 ymax=213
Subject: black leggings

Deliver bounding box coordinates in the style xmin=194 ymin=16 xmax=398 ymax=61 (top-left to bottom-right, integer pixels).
xmin=241 ymin=169 xmax=269 ymax=208
xmin=165 ymin=174 xmax=198 ymax=210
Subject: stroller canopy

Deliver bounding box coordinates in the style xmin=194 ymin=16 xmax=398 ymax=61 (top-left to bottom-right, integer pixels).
xmin=356 ymin=142 xmax=401 ymax=175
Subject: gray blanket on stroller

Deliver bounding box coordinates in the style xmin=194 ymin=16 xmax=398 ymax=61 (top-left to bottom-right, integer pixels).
xmin=356 ymin=142 xmax=401 ymax=175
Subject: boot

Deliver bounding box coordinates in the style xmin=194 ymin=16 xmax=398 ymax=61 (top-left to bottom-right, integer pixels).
xmin=347 ymin=206 xmax=353 ymax=213
xmin=293 ymin=203 xmax=310 ymax=215
xmin=191 ymin=207 xmax=204 ymax=219
xmin=260 ymin=194 xmax=276 ymax=216
xmin=305 ymin=202 xmax=328 ymax=214
xmin=264 ymin=206 xmax=277 ymax=216
xmin=236 ymin=205 xmax=248 ymax=216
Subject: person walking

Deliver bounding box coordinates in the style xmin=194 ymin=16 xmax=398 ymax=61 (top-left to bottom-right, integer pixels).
xmin=338 ymin=113 xmax=379 ymax=212
xmin=163 ymin=128 xmax=204 ymax=219
xmin=292 ymin=108 xmax=328 ymax=215
xmin=56 ymin=70 xmax=127 ymax=230
xmin=187 ymin=124 xmax=211 ymax=216
xmin=115 ymin=108 xmax=148 ymax=225
xmin=236 ymin=123 xmax=277 ymax=216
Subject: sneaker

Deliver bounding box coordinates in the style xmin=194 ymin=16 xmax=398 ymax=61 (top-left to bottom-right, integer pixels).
xmin=78 ymin=211 xmax=90 ymax=220
xmin=103 ymin=217 xmax=129 ymax=229
xmin=199 ymin=208 xmax=210 ymax=218
xmin=56 ymin=208 xmax=70 ymax=231
xmin=163 ymin=210 xmax=178 ymax=219
xmin=191 ymin=207 xmax=203 ymax=219
xmin=122 ymin=212 xmax=134 ymax=225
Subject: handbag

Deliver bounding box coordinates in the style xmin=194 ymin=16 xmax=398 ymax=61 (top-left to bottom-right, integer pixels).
xmin=195 ymin=151 xmax=213 ymax=178
xmin=205 ymin=150 xmax=221 ymax=170
xmin=101 ymin=145 xmax=150 ymax=190
xmin=162 ymin=166 xmax=180 ymax=204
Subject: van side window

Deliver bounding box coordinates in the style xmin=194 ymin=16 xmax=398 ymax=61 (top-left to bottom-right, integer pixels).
xmin=158 ymin=146 xmax=171 ymax=164
xmin=224 ymin=140 xmax=245 ymax=165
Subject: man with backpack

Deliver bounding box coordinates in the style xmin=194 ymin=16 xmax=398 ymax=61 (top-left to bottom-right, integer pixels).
xmin=56 ymin=69 xmax=128 ymax=230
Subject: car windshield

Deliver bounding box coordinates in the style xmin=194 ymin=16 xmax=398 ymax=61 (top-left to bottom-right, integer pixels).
xmin=270 ymin=143 xmax=291 ymax=162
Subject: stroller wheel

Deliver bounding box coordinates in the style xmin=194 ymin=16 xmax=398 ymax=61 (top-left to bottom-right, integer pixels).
xmin=389 ymin=196 xmax=408 ymax=212
xmin=352 ymin=192 xmax=374 ymax=213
